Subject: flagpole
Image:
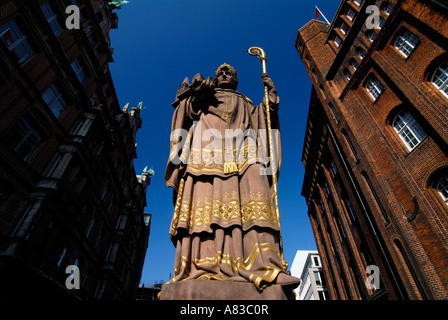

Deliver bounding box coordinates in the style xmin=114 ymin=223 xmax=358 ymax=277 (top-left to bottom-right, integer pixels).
xmin=315 ymin=6 xmax=330 ymax=24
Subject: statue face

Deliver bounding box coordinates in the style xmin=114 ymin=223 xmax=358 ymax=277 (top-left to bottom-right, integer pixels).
xmin=215 ymin=67 xmax=238 ymax=90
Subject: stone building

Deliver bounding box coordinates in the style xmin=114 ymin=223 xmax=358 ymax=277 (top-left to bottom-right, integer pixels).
xmin=297 ymin=0 xmax=448 ymax=299
xmin=0 ymin=0 xmax=151 ymax=299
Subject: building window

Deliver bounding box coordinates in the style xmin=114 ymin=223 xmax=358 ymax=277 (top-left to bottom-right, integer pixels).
xmin=353 ymin=0 xmax=363 ymax=6
xmin=356 ymin=47 xmax=366 ymax=59
xmin=344 ymin=68 xmax=352 ymax=80
xmin=71 ymin=58 xmax=86 ymax=83
xmin=392 ymin=111 xmax=427 ymax=151
xmin=314 ymin=271 xmax=323 ymax=287
xmin=40 ymin=2 xmax=62 ymax=35
xmin=9 ymin=116 xmax=42 ymax=162
xmin=85 ymin=218 xmax=95 ymax=239
xmin=350 ymin=58 xmax=359 ymax=71
xmin=42 ymin=83 xmax=67 ymax=118
xmin=328 ymin=102 xmax=340 ymax=123
xmin=106 ymin=243 xmax=119 ymax=263
xmin=381 ymin=2 xmax=395 ymax=15
xmin=334 ymin=35 xmax=342 ymax=47
xmin=313 ymin=256 xmax=321 ymax=267
xmin=46 ymin=153 xmax=63 ymax=178
xmin=365 ymin=29 xmax=377 ymax=42
xmin=342 ymin=129 xmax=360 ymax=161
xmin=330 ymin=159 xmax=338 ymax=175
xmin=394 ymin=29 xmax=419 ymax=58
xmin=340 ymin=22 xmax=349 ymax=35
xmin=346 ymin=8 xmax=357 ymax=21
xmin=431 ymin=61 xmax=448 ymax=98
xmin=0 ymin=19 xmax=34 ymax=65
xmin=344 ymin=197 xmax=357 ymax=223
xmin=365 ymin=75 xmax=385 ymax=101
xmin=437 ymin=176 xmax=448 ymax=206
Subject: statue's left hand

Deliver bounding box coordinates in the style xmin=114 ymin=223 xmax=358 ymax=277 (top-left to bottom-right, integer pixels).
xmin=261 ymin=74 xmax=278 ymax=105
xmin=261 ymin=74 xmax=276 ymax=91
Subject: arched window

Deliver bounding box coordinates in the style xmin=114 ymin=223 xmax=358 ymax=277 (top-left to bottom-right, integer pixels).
xmin=437 ymin=176 xmax=448 ymax=206
xmin=392 ymin=111 xmax=427 ymax=151
xmin=381 ymin=2 xmax=395 ymax=15
xmin=356 ymin=46 xmax=366 ymax=59
xmin=365 ymin=29 xmax=377 ymax=42
xmin=349 ymin=58 xmax=359 ymax=71
xmin=344 ymin=68 xmax=352 ymax=80
xmin=431 ymin=61 xmax=448 ymax=98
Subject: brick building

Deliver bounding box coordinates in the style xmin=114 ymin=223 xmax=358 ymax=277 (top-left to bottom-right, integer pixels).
xmin=0 ymin=1 xmax=151 ymax=299
xmin=297 ymin=0 xmax=448 ymax=299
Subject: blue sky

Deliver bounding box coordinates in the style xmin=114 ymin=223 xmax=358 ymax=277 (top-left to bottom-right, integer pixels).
xmin=109 ymin=0 xmax=340 ymax=284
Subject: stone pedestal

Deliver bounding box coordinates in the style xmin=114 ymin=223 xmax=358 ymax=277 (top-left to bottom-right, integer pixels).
xmin=160 ymin=279 xmax=296 ymax=300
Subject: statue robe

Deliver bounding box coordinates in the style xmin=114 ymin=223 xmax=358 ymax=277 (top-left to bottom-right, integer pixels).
xmin=165 ymin=86 xmax=299 ymax=291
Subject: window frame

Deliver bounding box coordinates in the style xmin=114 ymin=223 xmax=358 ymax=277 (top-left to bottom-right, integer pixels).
xmin=365 ymin=75 xmax=385 ymax=101
xmin=392 ymin=111 xmax=427 ymax=151
xmin=0 ymin=19 xmax=34 ymax=65
xmin=436 ymin=176 xmax=448 ymax=207
xmin=334 ymin=35 xmax=342 ymax=47
xmin=71 ymin=57 xmax=86 ymax=83
xmin=42 ymin=83 xmax=67 ymax=118
xmin=431 ymin=61 xmax=448 ymax=98
xmin=394 ymin=29 xmax=420 ymax=58
xmin=10 ymin=116 xmax=42 ymax=162
xmin=40 ymin=2 xmax=62 ymax=36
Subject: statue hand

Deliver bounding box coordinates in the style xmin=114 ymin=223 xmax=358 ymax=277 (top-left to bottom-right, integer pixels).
xmin=192 ymin=76 xmax=215 ymax=95
xmin=261 ymin=74 xmax=278 ymax=106
xmin=261 ymin=74 xmax=276 ymax=91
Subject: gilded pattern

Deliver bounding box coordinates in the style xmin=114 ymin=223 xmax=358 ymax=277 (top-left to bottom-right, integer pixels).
xmin=170 ymin=182 xmax=278 ymax=234
xmin=171 ymin=242 xmax=283 ymax=290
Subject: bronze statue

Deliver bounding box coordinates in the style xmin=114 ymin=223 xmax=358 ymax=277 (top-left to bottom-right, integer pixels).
xmin=162 ymin=62 xmax=300 ymax=299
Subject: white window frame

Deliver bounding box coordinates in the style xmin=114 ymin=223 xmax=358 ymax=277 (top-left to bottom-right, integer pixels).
xmin=71 ymin=58 xmax=86 ymax=83
xmin=350 ymin=59 xmax=359 ymax=70
xmin=437 ymin=176 xmax=448 ymax=206
xmin=366 ymin=29 xmax=377 ymax=42
xmin=11 ymin=117 xmax=42 ymax=161
xmin=42 ymin=83 xmax=67 ymax=118
xmin=334 ymin=35 xmax=342 ymax=47
xmin=394 ymin=29 xmax=420 ymax=58
xmin=346 ymin=8 xmax=357 ymax=21
xmin=40 ymin=2 xmax=62 ymax=35
xmin=382 ymin=2 xmax=395 ymax=15
xmin=431 ymin=61 xmax=448 ymax=98
xmin=344 ymin=69 xmax=352 ymax=80
xmin=0 ymin=19 xmax=34 ymax=65
xmin=357 ymin=47 xmax=366 ymax=59
xmin=392 ymin=111 xmax=427 ymax=151
xmin=365 ymin=75 xmax=385 ymax=101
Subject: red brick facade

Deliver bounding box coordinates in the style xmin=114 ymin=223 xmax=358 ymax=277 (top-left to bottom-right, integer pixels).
xmin=297 ymin=0 xmax=448 ymax=299
xmin=0 ymin=1 xmax=150 ymax=299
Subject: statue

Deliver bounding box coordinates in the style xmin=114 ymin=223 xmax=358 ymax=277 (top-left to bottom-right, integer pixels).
xmin=162 ymin=57 xmax=300 ymax=299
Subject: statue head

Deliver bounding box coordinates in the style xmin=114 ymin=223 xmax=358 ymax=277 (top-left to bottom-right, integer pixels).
xmin=214 ymin=63 xmax=238 ymax=90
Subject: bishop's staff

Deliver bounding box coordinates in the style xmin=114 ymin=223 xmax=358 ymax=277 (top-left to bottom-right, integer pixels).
xmin=247 ymin=47 xmax=287 ymax=271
